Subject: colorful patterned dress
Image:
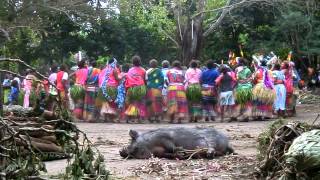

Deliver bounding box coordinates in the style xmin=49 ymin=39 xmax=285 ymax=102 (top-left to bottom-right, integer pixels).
xmin=252 ymin=68 xmax=275 ymax=118
xmin=125 ymin=66 xmax=147 ymax=118
xmin=200 ymin=68 xmax=220 ymax=118
xmin=185 ymin=68 xmax=202 ymax=117
xmin=282 ymin=63 xmax=296 ymax=116
xmin=235 ymin=66 xmax=253 ymax=119
xmin=72 ymin=68 xmax=88 ymax=120
xmin=167 ymin=68 xmax=188 ymax=118
xmin=83 ymin=67 xmax=100 ymax=121
xmin=56 ymin=70 xmax=69 ymax=108
xmin=161 ymin=68 xmax=170 ymax=111
xmin=146 ymin=68 xmax=164 ymax=117
xmin=22 ymin=74 xmax=36 ymax=108
xmin=99 ymin=65 xmax=120 ymax=117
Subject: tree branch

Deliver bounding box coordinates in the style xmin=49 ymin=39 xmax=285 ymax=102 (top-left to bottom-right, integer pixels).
xmin=0 ymin=58 xmax=48 ymax=80
xmin=159 ymin=28 xmax=179 ymax=47
xmin=0 ymin=27 xmax=10 ymax=41
xmin=203 ymin=0 xmax=281 ymax=37
xmin=0 ymin=70 xmax=24 ymax=79
xmin=203 ymin=0 xmax=232 ymax=37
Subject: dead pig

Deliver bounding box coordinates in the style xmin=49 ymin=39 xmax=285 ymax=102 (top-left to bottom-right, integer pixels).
xmin=119 ymin=127 xmax=234 ymax=159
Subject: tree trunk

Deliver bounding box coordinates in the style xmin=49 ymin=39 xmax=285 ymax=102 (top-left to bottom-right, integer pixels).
xmin=180 ymin=19 xmax=204 ymax=65
xmin=175 ymin=0 xmax=205 ymax=65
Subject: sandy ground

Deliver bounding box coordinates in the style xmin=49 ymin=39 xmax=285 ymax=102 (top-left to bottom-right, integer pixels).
xmin=44 ymin=104 xmax=320 ymax=179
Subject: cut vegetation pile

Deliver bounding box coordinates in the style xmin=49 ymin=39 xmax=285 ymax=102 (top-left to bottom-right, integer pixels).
xmin=255 ymin=117 xmax=320 ymax=179
xmin=0 ymin=59 xmax=109 ymax=180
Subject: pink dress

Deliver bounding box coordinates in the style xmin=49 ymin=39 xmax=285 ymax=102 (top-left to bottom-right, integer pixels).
xmin=99 ymin=66 xmax=120 ymax=116
xmin=73 ymin=68 xmax=88 ymax=119
xmin=124 ymin=66 xmax=147 ymax=118
xmin=23 ymin=75 xmax=36 ymax=108
xmin=185 ymin=68 xmax=202 ymax=88
xmin=98 ymin=67 xmax=120 ymax=88
xmin=125 ymin=67 xmax=146 ymax=88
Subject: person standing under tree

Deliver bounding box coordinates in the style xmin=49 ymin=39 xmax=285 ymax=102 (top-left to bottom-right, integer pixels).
xmin=234 ymin=58 xmax=253 ymax=122
xmin=47 ymin=64 xmax=58 ymax=111
xmin=125 ymin=55 xmax=147 ymax=123
xmin=2 ymin=74 xmax=12 ymax=104
xmin=71 ymin=60 xmax=88 ymax=120
xmin=99 ymin=58 xmax=120 ymax=122
xmin=8 ymin=80 xmax=19 ymax=105
xmin=56 ymin=64 xmax=70 ymax=109
xmin=83 ymin=61 xmax=100 ymax=122
xmin=167 ymin=61 xmax=188 ymax=123
xmin=272 ymin=63 xmax=287 ymax=118
xmin=22 ymin=69 xmax=37 ymax=108
xmin=161 ymin=60 xmax=170 ymax=113
xmin=200 ymin=60 xmax=220 ymax=122
xmin=251 ymin=60 xmax=275 ymax=120
xmin=215 ymin=65 xmax=237 ymax=122
xmin=146 ymin=59 xmax=164 ymax=123
xmin=185 ymin=60 xmax=202 ymax=122
xmin=282 ymin=61 xmax=296 ymax=117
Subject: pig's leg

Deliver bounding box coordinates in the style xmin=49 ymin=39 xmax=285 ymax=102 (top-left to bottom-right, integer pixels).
xmin=151 ymin=140 xmax=185 ymax=159
xmin=160 ymin=139 xmax=178 ymax=153
xmin=159 ymin=139 xmax=188 ymax=159
xmin=196 ymin=138 xmax=216 ymax=159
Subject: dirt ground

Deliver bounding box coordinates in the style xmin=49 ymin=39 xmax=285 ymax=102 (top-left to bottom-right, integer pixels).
xmin=45 ymin=104 xmax=320 ymax=179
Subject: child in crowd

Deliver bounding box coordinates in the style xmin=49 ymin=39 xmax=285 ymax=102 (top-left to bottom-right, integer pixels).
xmin=8 ymin=80 xmax=19 ymax=105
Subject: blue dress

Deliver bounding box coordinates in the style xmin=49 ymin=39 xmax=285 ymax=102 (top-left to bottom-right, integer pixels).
xmin=8 ymin=87 xmax=19 ymax=105
xmin=273 ymin=70 xmax=286 ymax=111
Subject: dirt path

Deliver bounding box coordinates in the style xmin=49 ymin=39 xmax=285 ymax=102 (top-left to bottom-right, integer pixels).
xmin=45 ymin=104 xmax=320 ymax=179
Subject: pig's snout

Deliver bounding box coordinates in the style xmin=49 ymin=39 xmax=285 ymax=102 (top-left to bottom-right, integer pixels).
xmin=119 ymin=147 xmax=130 ymax=158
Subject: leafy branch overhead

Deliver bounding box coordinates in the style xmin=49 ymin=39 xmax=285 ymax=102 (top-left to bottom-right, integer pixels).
xmin=1 ymin=0 xmax=320 ymax=67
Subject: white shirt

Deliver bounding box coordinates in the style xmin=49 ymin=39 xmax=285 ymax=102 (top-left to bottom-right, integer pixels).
xmin=48 ymin=73 xmax=57 ymax=84
xmin=62 ymin=72 xmax=68 ymax=80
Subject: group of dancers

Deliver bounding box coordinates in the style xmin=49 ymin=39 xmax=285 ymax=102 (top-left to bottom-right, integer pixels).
xmin=16 ymin=54 xmax=296 ymax=123
xmin=49 ymin=55 xmax=295 ymax=123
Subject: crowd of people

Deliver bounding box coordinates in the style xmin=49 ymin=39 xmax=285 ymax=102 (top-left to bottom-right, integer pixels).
xmin=4 ymin=55 xmax=299 ymax=123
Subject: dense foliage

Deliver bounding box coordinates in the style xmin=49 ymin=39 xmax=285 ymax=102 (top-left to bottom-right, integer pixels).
xmin=0 ymin=0 xmax=319 ymax=70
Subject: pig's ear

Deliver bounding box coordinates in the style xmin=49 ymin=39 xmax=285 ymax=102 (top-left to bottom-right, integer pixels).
xmin=129 ymin=130 xmax=139 ymax=140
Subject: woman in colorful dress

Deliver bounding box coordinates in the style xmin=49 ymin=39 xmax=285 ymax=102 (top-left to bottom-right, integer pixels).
xmin=99 ymin=58 xmax=120 ymax=122
xmin=22 ymin=69 xmax=37 ymax=108
xmin=47 ymin=65 xmax=58 ymax=111
xmin=167 ymin=60 xmax=188 ymax=123
xmin=215 ymin=65 xmax=237 ymax=122
xmin=71 ymin=60 xmax=88 ymax=120
xmin=146 ymin=59 xmax=164 ymax=123
xmin=83 ymin=61 xmax=100 ymax=122
xmin=282 ymin=61 xmax=296 ymax=117
xmin=251 ymin=60 xmax=276 ymax=120
xmin=161 ymin=60 xmax=170 ymax=112
xmin=200 ymin=60 xmax=220 ymax=122
xmin=124 ymin=55 xmax=147 ymax=123
xmin=234 ymin=58 xmax=253 ymax=121
xmin=185 ymin=60 xmax=202 ymax=122
xmin=8 ymin=80 xmax=20 ymax=105
xmin=56 ymin=64 xmax=69 ymax=109
xmin=117 ymin=63 xmax=130 ymax=121
xmin=272 ymin=63 xmax=286 ymax=118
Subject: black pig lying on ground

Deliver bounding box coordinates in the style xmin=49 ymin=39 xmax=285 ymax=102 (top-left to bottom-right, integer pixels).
xmin=119 ymin=127 xmax=234 ymax=159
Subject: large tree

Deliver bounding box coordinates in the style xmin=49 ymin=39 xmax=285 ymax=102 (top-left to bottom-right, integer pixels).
xmin=118 ymin=0 xmax=286 ymax=64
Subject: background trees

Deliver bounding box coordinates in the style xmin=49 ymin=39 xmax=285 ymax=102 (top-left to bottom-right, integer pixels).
xmin=0 ymin=0 xmax=319 ymax=71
